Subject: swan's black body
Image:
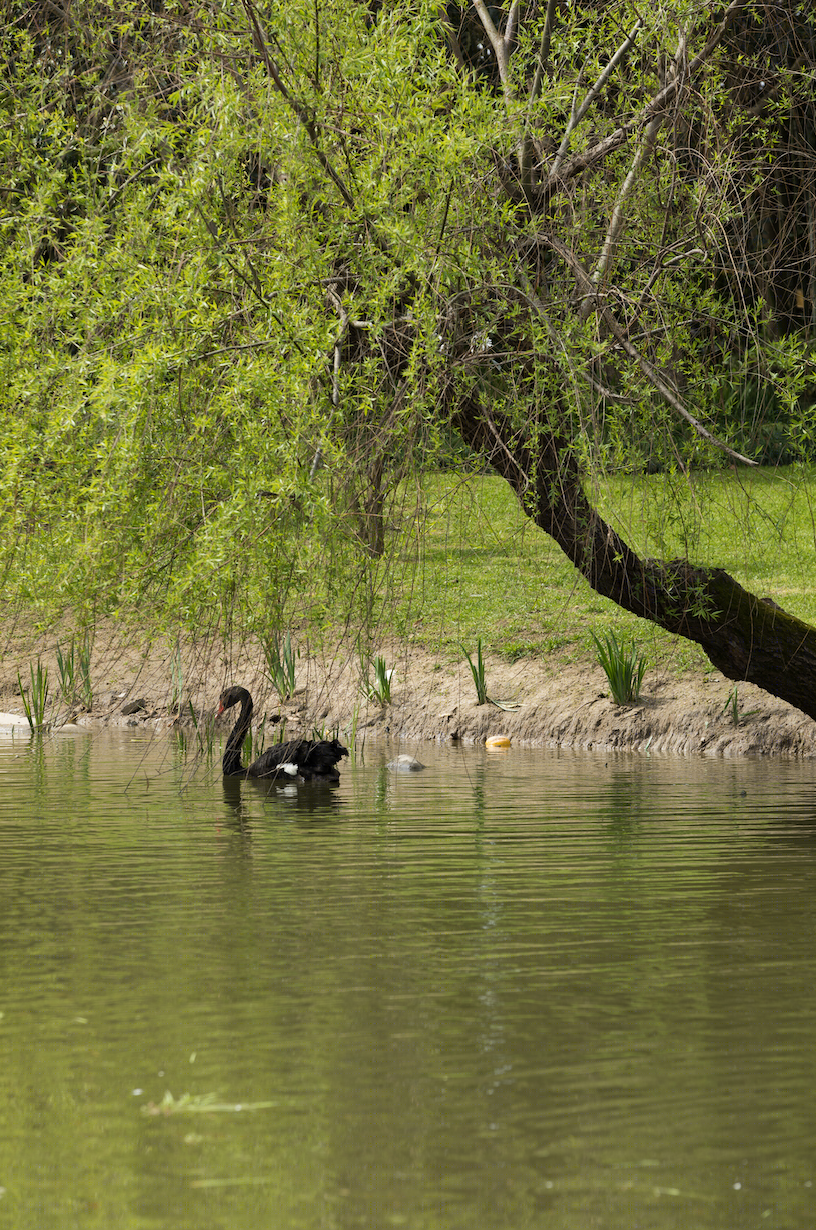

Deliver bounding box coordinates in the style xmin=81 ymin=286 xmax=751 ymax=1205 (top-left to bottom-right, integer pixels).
xmin=217 ymin=685 xmax=348 ymax=782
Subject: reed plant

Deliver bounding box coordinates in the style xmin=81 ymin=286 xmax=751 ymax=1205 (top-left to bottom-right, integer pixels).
xmin=55 ymin=633 xmax=93 ymax=709
xmin=188 ymin=701 xmax=217 ymax=761
xmin=359 ymin=653 xmax=393 ymax=704
xmin=591 ymin=629 xmax=647 ymax=705
xmin=462 ymin=639 xmax=489 ymax=705
xmin=18 ymin=658 xmax=50 ymax=731
xmin=346 ymin=703 xmax=362 ymax=759
xmin=250 ymin=722 xmax=266 ymax=762
xmin=169 ymin=645 xmax=184 ymax=713
xmin=262 ymin=632 xmax=298 ymax=702
xmin=722 ymin=685 xmax=760 ymax=727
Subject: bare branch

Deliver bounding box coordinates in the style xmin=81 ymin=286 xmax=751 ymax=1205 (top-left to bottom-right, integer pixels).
xmin=472 ymin=0 xmax=512 ymax=96
xmin=504 ymin=0 xmax=522 ymax=50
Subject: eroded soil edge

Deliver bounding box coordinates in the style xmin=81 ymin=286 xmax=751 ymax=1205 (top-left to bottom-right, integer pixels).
xmin=2 ymin=624 xmax=814 ymax=758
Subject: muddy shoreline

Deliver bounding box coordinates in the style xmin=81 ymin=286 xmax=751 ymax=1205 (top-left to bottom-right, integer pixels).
xmin=2 ymin=627 xmax=814 ymax=758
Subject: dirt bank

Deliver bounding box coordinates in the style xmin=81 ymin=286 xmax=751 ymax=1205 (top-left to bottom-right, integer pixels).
xmin=2 ymin=623 xmax=815 ymax=757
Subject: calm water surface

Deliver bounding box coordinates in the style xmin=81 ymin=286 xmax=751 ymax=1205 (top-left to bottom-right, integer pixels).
xmin=1 ymin=729 xmax=815 ymax=1229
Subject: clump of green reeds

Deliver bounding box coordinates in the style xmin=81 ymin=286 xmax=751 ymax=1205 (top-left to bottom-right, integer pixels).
xmin=55 ymin=632 xmax=93 ymax=709
xmin=721 ymin=685 xmax=759 ymax=727
xmin=187 ymin=701 xmax=217 ymax=761
xmin=169 ymin=645 xmax=184 ymax=713
xmin=592 ymin=629 xmax=647 ymax=705
xmin=359 ymin=653 xmax=393 ymax=704
xmin=18 ymin=658 xmax=50 ymax=731
xmin=262 ymin=632 xmax=299 ymax=702
xmin=462 ymin=638 xmax=489 ymax=705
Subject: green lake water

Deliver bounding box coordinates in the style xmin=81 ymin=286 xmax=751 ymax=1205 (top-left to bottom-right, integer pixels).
xmin=0 ymin=729 xmax=815 ymax=1229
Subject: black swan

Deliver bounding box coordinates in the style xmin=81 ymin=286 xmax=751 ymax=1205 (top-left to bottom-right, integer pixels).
xmin=217 ymin=685 xmax=348 ymax=782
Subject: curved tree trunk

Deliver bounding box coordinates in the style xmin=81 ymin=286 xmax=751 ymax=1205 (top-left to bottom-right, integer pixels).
xmin=452 ymin=392 xmax=816 ymax=722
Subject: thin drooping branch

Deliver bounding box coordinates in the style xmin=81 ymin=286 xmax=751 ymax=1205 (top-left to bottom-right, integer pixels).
xmin=542 ymin=232 xmax=758 ymax=466
xmin=241 ymin=0 xmax=355 ymax=210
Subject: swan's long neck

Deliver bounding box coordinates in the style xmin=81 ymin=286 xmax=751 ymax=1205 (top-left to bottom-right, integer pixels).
xmin=223 ymin=692 xmax=253 ymax=776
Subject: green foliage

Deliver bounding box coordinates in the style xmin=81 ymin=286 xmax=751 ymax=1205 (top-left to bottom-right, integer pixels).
xmin=359 ymin=654 xmax=394 ymax=705
xmin=0 ymin=0 xmax=812 ymax=652
xmin=591 ymin=630 xmax=647 ymax=706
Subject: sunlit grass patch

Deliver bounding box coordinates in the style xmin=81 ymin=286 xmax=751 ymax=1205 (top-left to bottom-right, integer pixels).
xmin=384 ymin=466 xmax=816 ymax=680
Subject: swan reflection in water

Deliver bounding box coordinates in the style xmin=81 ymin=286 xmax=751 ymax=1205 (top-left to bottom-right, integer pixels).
xmin=220 ymin=772 xmax=347 ymax=828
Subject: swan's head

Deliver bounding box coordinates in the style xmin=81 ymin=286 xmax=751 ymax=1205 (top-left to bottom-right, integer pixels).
xmin=217 ymin=685 xmax=251 ymax=716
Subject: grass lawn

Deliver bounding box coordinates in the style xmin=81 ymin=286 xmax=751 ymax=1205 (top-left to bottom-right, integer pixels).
xmin=378 ymin=465 xmax=816 ymax=678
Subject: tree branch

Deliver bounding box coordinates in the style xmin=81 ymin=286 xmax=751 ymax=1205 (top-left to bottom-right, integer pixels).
xmin=528 ymin=0 xmax=558 ymax=105
xmin=472 ymin=0 xmax=519 ymax=99
xmin=241 ymin=0 xmax=355 ymax=210
xmin=548 ymin=19 xmax=643 ymax=184
xmin=546 ymin=0 xmax=747 ymax=194
xmin=540 ymin=233 xmax=758 ymax=466
xmin=585 ymin=109 xmax=664 ymax=302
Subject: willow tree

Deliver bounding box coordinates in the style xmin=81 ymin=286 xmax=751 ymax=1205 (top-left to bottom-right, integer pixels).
xmin=3 ymin=1 xmax=816 ymax=713
xmin=236 ymin=0 xmax=816 ymax=715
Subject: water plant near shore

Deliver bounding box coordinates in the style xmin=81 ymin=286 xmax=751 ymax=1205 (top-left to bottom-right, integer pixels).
xmin=262 ymin=632 xmax=299 ymax=702
xmin=168 ymin=645 xmax=185 ymax=714
xmin=592 ymin=630 xmax=647 ymax=705
xmin=56 ymin=633 xmax=93 ymax=709
xmin=462 ymin=639 xmax=489 ymax=705
xmin=19 ymin=659 xmax=50 ymax=731
xmin=722 ymin=685 xmax=760 ymax=727
xmin=360 ymin=653 xmax=393 ymax=705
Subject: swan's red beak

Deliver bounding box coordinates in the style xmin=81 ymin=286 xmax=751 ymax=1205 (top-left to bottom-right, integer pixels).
xmin=217 ymin=701 xmax=225 ymax=717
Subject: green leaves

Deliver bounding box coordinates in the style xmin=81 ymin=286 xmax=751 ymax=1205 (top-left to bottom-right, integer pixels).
xmin=0 ymin=0 xmax=811 ymax=648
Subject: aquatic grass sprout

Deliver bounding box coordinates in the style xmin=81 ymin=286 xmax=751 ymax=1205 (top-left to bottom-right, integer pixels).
xmin=56 ymin=633 xmax=93 ymax=709
xmin=459 ymin=640 xmax=521 ymax=710
xmin=462 ymin=638 xmax=489 ymax=705
xmin=592 ymin=629 xmax=647 ymax=705
xmin=722 ymin=684 xmax=760 ymax=727
xmin=360 ymin=653 xmax=393 ymax=704
xmin=262 ymin=632 xmax=298 ymax=702
xmin=169 ymin=645 xmax=184 ymax=713
xmin=18 ymin=658 xmax=50 ymax=731
xmin=188 ymin=701 xmax=217 ymax=761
